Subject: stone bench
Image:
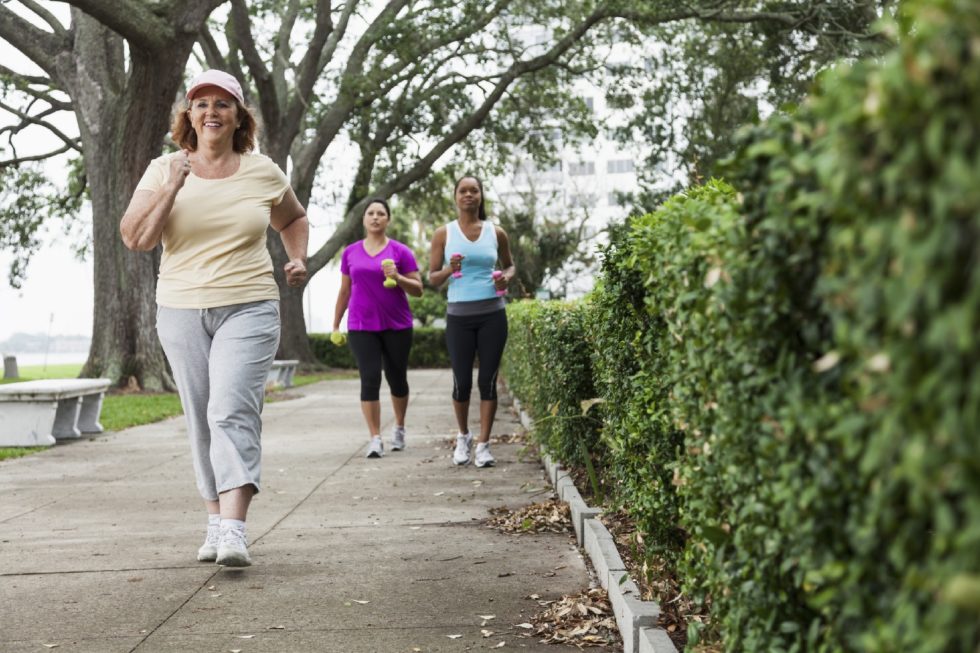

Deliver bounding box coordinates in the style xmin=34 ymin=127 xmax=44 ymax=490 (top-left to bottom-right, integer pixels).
xmin=0 ymin=378 xmax=112 ymax=447
xmin=265 ymin=359 xmax=299 ymax=390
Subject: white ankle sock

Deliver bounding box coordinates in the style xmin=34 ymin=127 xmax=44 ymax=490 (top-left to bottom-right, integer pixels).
xmin=207 ymin=514 xmax=220 ymax=527
xmin=220 ymin=518 xmax=246 ymax=532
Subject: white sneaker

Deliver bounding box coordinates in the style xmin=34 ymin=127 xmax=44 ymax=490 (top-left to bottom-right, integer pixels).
xmin=197 ymin=524 xmax=220 ymax=562
xmin=391 ymin=426 xmax=406 ymax=451
xmin=367 ymin=435 xmax=385 ymax=458
xmin=216 ymin=526 xmax=251 ymax=567
xmin=475 ymin=442 xmax=495 ymax=468
xmin=453 ymin=432 xmax=473 ymax=465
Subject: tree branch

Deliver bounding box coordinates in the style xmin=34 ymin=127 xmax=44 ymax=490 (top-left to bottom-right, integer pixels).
xmin=59 ymin=0 xmax=174 ymax=50
xmin=0 ymin=5 xmax=67 ymax=75
xmin=307 ymin=4 xmax=611 ymax=273
xmin=20 ymin=0 xmax=67 ymax=36
xmin=0 ymin=143 xmax=75 ymax=167
xmin=0 ymin=64 xmax=73 ymax=110
xmin=229 ymin=0 xmax=280 ymax=130
xmin=197 ymin=25 xmax=229 ymax=71
xmin=0 ymin=100 xmax=80 ymax=151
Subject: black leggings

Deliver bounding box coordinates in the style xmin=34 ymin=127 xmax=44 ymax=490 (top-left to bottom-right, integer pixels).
xmin=347 ymin=328 xmax=413 ymax=401
xmin=445 ymin=309 xmax=508 ymax=402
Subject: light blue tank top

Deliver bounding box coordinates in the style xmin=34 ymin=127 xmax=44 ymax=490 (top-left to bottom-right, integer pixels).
xmin=445 ymin=220 xmax=499 ymax=303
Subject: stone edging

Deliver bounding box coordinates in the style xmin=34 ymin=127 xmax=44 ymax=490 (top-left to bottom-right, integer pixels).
xmin=513 ymin=398 xmax=678 ymax=653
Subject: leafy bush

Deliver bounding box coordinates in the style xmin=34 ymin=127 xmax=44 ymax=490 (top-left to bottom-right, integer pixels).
xmin=505 ymin=1 xmax=980 ymax=650
xmin=502 ymin=300 xmax=600 ymax=468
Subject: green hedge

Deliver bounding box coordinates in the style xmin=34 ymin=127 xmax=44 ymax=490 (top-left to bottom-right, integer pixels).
xmin=503 ymin=1 xmax=980 ymax=650
xmin=309 ymin=327 xmax=450 ymax=369
xmin=501 ymin=300 xmax=600 ymax=468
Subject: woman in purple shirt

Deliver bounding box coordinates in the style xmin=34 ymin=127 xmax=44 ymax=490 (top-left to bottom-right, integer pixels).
xmin=333 ymin=198 xmax=423 ymax=457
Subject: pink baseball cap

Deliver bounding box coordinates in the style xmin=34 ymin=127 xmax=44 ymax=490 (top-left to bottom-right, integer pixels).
xmin=185 ymin=70 xmax=245 ymax=105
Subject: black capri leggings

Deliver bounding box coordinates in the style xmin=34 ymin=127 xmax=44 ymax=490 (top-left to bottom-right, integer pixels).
xmin=445 ymin=309 xmax=508 ymax=402
xmin=347 ymin=328 xmax=413 ymax=401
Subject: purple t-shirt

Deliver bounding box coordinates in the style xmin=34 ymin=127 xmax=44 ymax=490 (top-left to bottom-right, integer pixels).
xmin=340 ymin=239 xmax=419 ymax=331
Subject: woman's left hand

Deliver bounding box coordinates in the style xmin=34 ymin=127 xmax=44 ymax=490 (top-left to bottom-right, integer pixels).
xmin=284 ymin=259 xmax=307 ymax=287
xmin=493 ymin=272 xmax=509 ymax=292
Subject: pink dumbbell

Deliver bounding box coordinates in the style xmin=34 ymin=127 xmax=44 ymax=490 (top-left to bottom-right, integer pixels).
xmin=492 ymin=270 xmax=507 ymax=296
xmin=451 ymin=253 xmax=463 ymax=279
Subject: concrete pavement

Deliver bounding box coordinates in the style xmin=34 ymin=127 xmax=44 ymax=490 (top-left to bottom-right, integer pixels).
xmin=0 ymin=369 xmax=591 ymax=652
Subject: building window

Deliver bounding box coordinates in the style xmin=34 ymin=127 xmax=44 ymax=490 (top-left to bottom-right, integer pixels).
xmin=583 ymin=97 xmax=594 ymax=111
xmin=606 ymin=159 xmax=636 ymax=174
xmin=569 ymin=161 xmax=595 ymax=176
xmin=570 ymin=193 xmax=597 ymax=208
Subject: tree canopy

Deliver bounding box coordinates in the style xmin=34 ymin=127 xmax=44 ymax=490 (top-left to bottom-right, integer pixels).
xmin=0 ymin=0 xmax=888 ymax=385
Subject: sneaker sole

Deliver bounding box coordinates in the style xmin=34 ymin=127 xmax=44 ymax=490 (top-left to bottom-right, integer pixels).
xmin=216 ymin=552 xmax=252 ymax=567
xmin=475 ymin=461 xmax=495 ymax=468
xmin=366 ymin=452 xmax=384 ymax=458
xmin=197 ymin=548 xmax=217 ymax=562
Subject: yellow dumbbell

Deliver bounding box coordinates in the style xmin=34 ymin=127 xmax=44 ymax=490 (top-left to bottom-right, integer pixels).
xmin=330 ymin=331 xmax=347 ymax=346
xmin=381 ymin=258 xmax=397 ymax=288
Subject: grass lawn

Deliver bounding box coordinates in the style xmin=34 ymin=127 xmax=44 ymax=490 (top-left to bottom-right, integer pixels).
xmin=0 ymin=368 xmax=353 ymax=461
xmin=0 ymin=363 xmax=84 ymax=384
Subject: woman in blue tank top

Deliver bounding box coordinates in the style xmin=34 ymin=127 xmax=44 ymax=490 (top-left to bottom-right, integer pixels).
xmin=428 ymin=175 xmax=516 ymax=468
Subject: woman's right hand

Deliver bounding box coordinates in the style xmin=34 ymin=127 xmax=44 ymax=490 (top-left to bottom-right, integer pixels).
xmin=449 ymin=253 xmax=464 ymax=275
xmin=168 ymin=150 xmax=192 ymax=189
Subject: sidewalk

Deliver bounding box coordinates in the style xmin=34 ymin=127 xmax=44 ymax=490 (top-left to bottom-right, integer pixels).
xmin=0 ymin=369 xmax=590 ymax=652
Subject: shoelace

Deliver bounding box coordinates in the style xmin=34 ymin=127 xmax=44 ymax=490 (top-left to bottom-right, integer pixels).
xmin=220 ymin=526 xmax=247 ymax=549
xmin=204 ymin=526 xmax=221 ymax=546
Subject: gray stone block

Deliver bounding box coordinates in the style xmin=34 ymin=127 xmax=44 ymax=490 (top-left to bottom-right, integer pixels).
xmin=639 ymin=628 xmax=679 ymax=653
xmin=555 ymin=474 xmax=577 ymax=502
xmin=519 ymin=408 xmax=534 ymax=431
xmin=567 ymin=494 xmax=601 ymax=547
xmin=583 ymin=519 xmax=626 ymax=590
xmin=609 ymin=576 xmax=660 ymax=653
xmin=3 ymin=355 xmax=18 ymax=379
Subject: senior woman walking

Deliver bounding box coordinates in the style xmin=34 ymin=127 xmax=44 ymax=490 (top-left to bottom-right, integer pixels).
xmin=120 ymin=70 xmax=308 ymax=567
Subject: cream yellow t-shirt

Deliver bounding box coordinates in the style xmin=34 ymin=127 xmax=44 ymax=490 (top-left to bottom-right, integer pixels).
xmin=136 ymin=151 xmax=290 ymax=309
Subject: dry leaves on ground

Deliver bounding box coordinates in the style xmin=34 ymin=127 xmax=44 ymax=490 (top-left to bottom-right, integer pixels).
xmin=518 ymin=588 xmax=621 ymax=648
xmin=601 ymin=510 xmax=714 ymax=649
xmin=486 ymin=498 xmax=572 ymax=535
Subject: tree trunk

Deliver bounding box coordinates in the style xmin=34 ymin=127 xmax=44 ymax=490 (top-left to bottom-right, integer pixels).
xmin=263 ymin=134 xmax=316 ymax=364
xmin=268 ymin=231 xmax=316 ymax=363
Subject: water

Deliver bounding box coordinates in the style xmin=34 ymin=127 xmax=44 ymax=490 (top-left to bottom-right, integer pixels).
xmin=6 ymin=352 xmax=89 ymax=367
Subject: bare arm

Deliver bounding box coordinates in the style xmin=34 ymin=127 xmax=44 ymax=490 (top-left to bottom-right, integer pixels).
xmin=119 ymin=152 xmax=190 ymax=251
xmin=396 ymin=270 xmax=424 ymax=298
xmin=494 ymin=226 xmax=516 ymax=293
xmin=271 ymin=187 xmax=309 ymax=287
xmin=427 ymin=226 xmax=457 ymax=287
xmin=333 ymin=274 xmax=352 ymax=331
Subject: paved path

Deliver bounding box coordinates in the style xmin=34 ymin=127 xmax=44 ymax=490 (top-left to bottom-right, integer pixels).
xmin=0 ymin=369 xmax=589 ymax=652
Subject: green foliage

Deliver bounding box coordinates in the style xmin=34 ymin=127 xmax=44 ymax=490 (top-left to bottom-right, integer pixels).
xmin=407 ymin=293 xmax=448 ymax=328
xmin=506 ymin=2 xmax=980 ymax=650
xmin=608 ymin=2 xmax=888 ymax=212
xmin=308 ymin=327 xmax=450 ymax=369
xmin=501 ymin=300 xmax=600 ymax=468
xmin=495 ymin=192 xmax=595 ymax=299
xmin=0 ymin=156 xmax=86 ymax=289
xmin=587 ymin=181 xmax=741 ymax=563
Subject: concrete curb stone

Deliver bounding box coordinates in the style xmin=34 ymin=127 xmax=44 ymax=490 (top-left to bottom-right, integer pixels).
xmin=514 ymin=404 xmax=677 ymax=653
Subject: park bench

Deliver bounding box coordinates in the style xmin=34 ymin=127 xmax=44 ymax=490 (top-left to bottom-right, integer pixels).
xmin=266 ymin=359 xmax=299 ymax=390
xmin=0 ymin=378 xmax=112 ymax=447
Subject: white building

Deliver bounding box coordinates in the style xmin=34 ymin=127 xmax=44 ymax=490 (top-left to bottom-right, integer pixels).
xmin=490 ymin=52 xmax=642 ymax=296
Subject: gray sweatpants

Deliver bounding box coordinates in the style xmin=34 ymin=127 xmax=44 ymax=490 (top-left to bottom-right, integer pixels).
xmin=156 ymin=300 xmax=280 ymax=501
